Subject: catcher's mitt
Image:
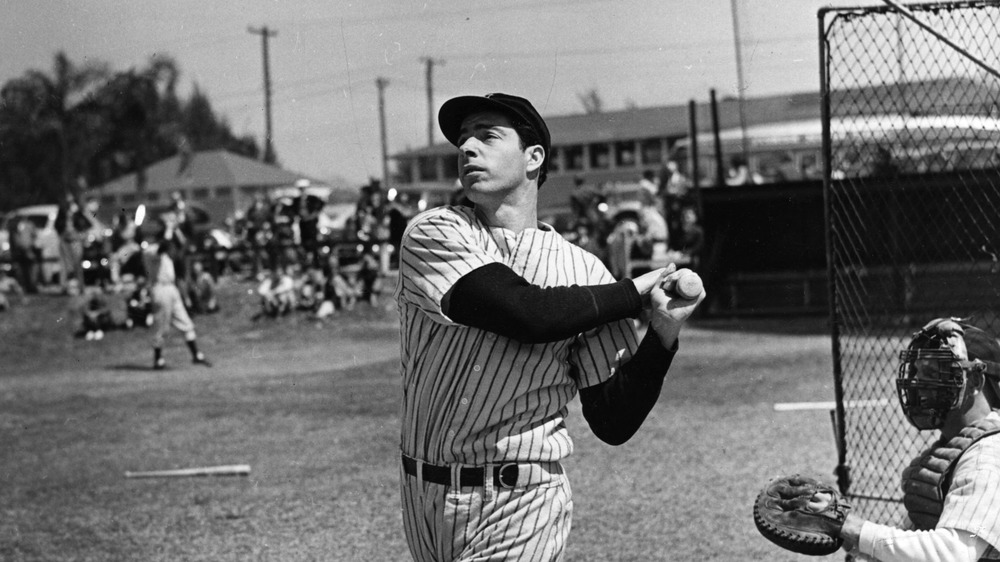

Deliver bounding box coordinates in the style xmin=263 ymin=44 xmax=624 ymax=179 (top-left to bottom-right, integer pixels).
xmin=753 ymin=475 xmax=851 ymax=556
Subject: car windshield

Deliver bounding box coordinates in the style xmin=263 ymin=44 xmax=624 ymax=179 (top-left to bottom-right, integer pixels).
xmin=19 ymin=215 xmax=49 ymax=229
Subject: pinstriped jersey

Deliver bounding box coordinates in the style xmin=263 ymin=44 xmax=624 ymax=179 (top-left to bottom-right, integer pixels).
xmin=938 ymin=410 xmax=1000 ymax=558
xmin=395 ymin=205 xmax=639 ymax=466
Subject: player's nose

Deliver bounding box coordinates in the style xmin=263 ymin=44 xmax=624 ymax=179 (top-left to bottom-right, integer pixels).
xmin=458 ymin=136 xmax=481 ymax=157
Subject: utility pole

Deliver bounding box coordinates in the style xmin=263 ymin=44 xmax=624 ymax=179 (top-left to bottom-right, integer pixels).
xmin=376 ymin=77 xmax=391 ymax=189
xmin=420 ymin=57 xmax=445 ymax=146
xmin=729 ymin=0 xmax=750 ymax=167
xmin=248 ymin=25 xmax=278 ymax=164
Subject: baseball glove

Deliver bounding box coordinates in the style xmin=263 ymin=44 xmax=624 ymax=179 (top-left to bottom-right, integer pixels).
xmin=753 ymin=475 xmax=851 ymax=556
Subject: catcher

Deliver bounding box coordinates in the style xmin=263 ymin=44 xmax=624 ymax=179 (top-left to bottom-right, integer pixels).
xmin=755 ymin=317 xmax=1000 ymax=560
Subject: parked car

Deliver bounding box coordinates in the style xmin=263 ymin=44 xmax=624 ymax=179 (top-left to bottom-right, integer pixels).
xmin=0 ymin=204 xmax=109 ymax=285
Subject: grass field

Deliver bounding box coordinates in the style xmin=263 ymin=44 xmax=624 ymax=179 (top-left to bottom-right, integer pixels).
xmin=1 ymin=277 xmax=842 ymax=561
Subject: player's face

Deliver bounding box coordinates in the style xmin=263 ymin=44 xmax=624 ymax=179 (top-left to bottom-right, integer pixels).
xmin=455 ymin=111 xmax=532 ymax=199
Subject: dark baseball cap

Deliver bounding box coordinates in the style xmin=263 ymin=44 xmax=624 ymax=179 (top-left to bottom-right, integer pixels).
xmin=438 ymin=92 xmax=551 ymax=165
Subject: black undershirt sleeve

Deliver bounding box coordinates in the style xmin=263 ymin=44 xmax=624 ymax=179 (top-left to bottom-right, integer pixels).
xmin=443 ymin=261 xmax=676 ymax=446
xmin=578 ymin=329 xmax=677 ymax=445
xmin=442 ymin=262 xmax=643 ymax=344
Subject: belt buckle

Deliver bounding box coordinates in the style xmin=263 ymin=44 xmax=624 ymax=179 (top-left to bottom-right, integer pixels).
xmin=497 ymin=463 xmax=518 ymax=489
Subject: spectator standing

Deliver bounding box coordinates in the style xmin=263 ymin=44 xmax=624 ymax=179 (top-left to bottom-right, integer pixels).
xmin=298 ymin=193 xmax=322 ymax=267
xmin=678 ymin=207 xmax=705 ymax=267
xmin=638 ymin=168 xmax=659 ymax=198
xmin=55 ymin=193 xmax=88 ymax=294
xmin=659 ymin=159 xmax=690 ymax=248
xmin=244 ymin=194 xmax=271 ymax=278
xmin=10 ymin=216 xmax=40 ymax=294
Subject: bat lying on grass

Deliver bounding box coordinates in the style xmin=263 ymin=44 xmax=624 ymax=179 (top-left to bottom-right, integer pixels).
xmin=124 ymin=464 xmax=250 ymax=478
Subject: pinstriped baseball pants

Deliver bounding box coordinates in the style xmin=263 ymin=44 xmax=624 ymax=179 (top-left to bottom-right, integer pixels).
xmin=399 ymin=462 xmax=572 ymax=561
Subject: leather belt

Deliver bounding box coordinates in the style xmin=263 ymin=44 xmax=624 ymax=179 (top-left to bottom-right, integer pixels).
xmin=401 ymin=454 xmax=519 ymax=488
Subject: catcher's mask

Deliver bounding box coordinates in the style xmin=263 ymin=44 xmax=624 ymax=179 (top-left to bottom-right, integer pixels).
xmin=896 ymin=318 xmax=991 ymax=430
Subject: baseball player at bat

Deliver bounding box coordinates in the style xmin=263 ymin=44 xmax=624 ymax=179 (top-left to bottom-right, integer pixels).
xmin=838 ymin=318 xmax=1000 ymax=561
xmin=143 ymin=220 xmax=211 ymax=370
xmin=395 ymin=92 xmax=705 ymax=561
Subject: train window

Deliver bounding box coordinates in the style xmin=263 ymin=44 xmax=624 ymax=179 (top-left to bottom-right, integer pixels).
xmin=615 ymin=141 xmax=637 ymax=167
xmin=396 ymin=160 xmax=414 ymax=183
xmin=564 ymin=145 xmax=584 ymax=171
xmin=589 ymin=143 xmax=610 ymax=169
xmin=441 ymin=155 xmax=459 ymax=180
xmin=548 ymin=147 xmax=561 ymax=173
xmin=640 ymin=138 xmax=663 ymax=165
xmin=418 ymin=156 xmax=437 ymax=181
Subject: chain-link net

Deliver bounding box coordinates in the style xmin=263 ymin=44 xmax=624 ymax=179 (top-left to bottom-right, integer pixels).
xmin=821 ymin=2 xmax=1000 ymax=525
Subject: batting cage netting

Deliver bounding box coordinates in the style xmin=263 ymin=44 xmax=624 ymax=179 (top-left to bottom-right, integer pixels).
xmin=820 ymin=1 xmax=1000 ymax=525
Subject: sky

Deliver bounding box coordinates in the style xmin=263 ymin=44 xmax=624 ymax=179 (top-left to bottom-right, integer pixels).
xmin=2 ymin=0 xmax=879 ymax=187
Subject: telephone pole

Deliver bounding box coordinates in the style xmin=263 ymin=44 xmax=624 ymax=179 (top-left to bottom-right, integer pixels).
xmin=729 ymin=0 xmax=750 ymax=167
xmin=248 ymin=25 xmax=278 ymax=164
xmin=420 ymin=57 xmax=445 ymax=146
xmin=376 ymin=77 xmax=390 ymax=189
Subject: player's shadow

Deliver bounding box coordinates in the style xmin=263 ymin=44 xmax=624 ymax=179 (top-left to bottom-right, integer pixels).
xmin=109 ymin=363 xmax=164 ymax=371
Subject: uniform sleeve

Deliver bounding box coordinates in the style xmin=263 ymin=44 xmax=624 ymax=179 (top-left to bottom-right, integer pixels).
xmin=936 ymin=436 xmax=1000 ymax=553
xmin=396 ymin=208 xmax=498 ymax=325
xmin=857 ymin=522 xmax=990 ymax=562
xmin=566 ymin=255 xmax=641 ymax=389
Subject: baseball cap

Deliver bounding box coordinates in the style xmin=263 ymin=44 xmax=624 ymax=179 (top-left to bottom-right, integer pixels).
xmin=438 ymin=93 xmax=551 ymax=182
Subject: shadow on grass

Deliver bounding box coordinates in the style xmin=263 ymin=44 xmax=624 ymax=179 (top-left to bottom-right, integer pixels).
xmin=695 ymin=315 xmax=832 ymax=336
xmin=108 ymin=363 xmax=160 ymax=371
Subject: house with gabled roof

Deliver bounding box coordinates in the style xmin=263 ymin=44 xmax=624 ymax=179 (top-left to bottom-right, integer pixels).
xmin=90 ymin=149 xmax=338 ymax=224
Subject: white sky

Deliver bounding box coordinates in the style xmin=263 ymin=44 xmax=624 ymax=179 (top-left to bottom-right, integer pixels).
xmin=2 ymin=0 xmax=879 ymax=186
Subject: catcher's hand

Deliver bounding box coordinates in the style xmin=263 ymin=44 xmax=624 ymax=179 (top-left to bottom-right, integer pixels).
xmin=753 ymin=475 xmax=852 ymax=556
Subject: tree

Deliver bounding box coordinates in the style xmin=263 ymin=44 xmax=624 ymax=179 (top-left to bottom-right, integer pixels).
xmin=0 ymin=51 xmax=107 ymax=208
xmin=0 ymin=52 xmax=262 ymax=212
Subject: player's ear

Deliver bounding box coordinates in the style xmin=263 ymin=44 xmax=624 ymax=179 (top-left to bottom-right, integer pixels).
xmin=524 ymin=145 xmax=545 ymax=175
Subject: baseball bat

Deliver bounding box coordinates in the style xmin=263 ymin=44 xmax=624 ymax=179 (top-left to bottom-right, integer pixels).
xmin=664 ymin=271 xmax=703 ymax=299
xmin=124 ymin=464 xmax=250 ymax=479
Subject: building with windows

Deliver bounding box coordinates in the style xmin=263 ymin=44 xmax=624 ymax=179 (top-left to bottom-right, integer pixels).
xmin=389 ymin=91 xmax=824 ymax=214
xmin=90 ymin=149 xmax=335 ymax=225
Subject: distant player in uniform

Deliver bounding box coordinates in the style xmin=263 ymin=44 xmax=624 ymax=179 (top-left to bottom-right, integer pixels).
xmin=144 ymin=222 xmax=211 ymax=370
xmin=395 ymin=92 xmax=705 ymax=561
xmin=839 ymin=317 xmax=1000 ymax=561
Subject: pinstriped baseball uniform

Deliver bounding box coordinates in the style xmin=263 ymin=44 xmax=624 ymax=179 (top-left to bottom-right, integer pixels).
xmin=854 ymin=410 xmax=1000 ymax=560
xmin=395 ymin=205 xmax=639 ymax=560
xmin=937 ymin=410 xmax=1000 ymax=559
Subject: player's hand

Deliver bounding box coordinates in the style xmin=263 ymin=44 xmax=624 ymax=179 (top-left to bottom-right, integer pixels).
xmin=648 ymin=266 xmax=705 ymax=349
xmin=631 ymin=264 xmax=676 ymax=304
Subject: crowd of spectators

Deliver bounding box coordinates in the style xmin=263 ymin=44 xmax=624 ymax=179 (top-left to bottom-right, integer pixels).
xmin=564 ymin=161 xmax=704 ymax=277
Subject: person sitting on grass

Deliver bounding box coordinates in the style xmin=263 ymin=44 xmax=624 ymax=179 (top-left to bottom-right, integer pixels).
xmin=256 ymin=266 xmax=295 ymax=318
xmin=187 ymin=259 xmax=219 ymax=315
xmin=315 ymin=256 xmax=358 ymax=319
xmin=296 ymin=265 xmax=325 ymax=312
xmin=0 ymin=269 xmax=25 ymax=311
xmin=77 ymin=286 xmax=113 ymax=341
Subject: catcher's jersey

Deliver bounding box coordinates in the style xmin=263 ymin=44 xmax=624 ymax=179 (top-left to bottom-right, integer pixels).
xmin=938 ymin=411 xmax=1000 ymax=558
xmin=395 ymin=205 xmax=639 ymax=465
